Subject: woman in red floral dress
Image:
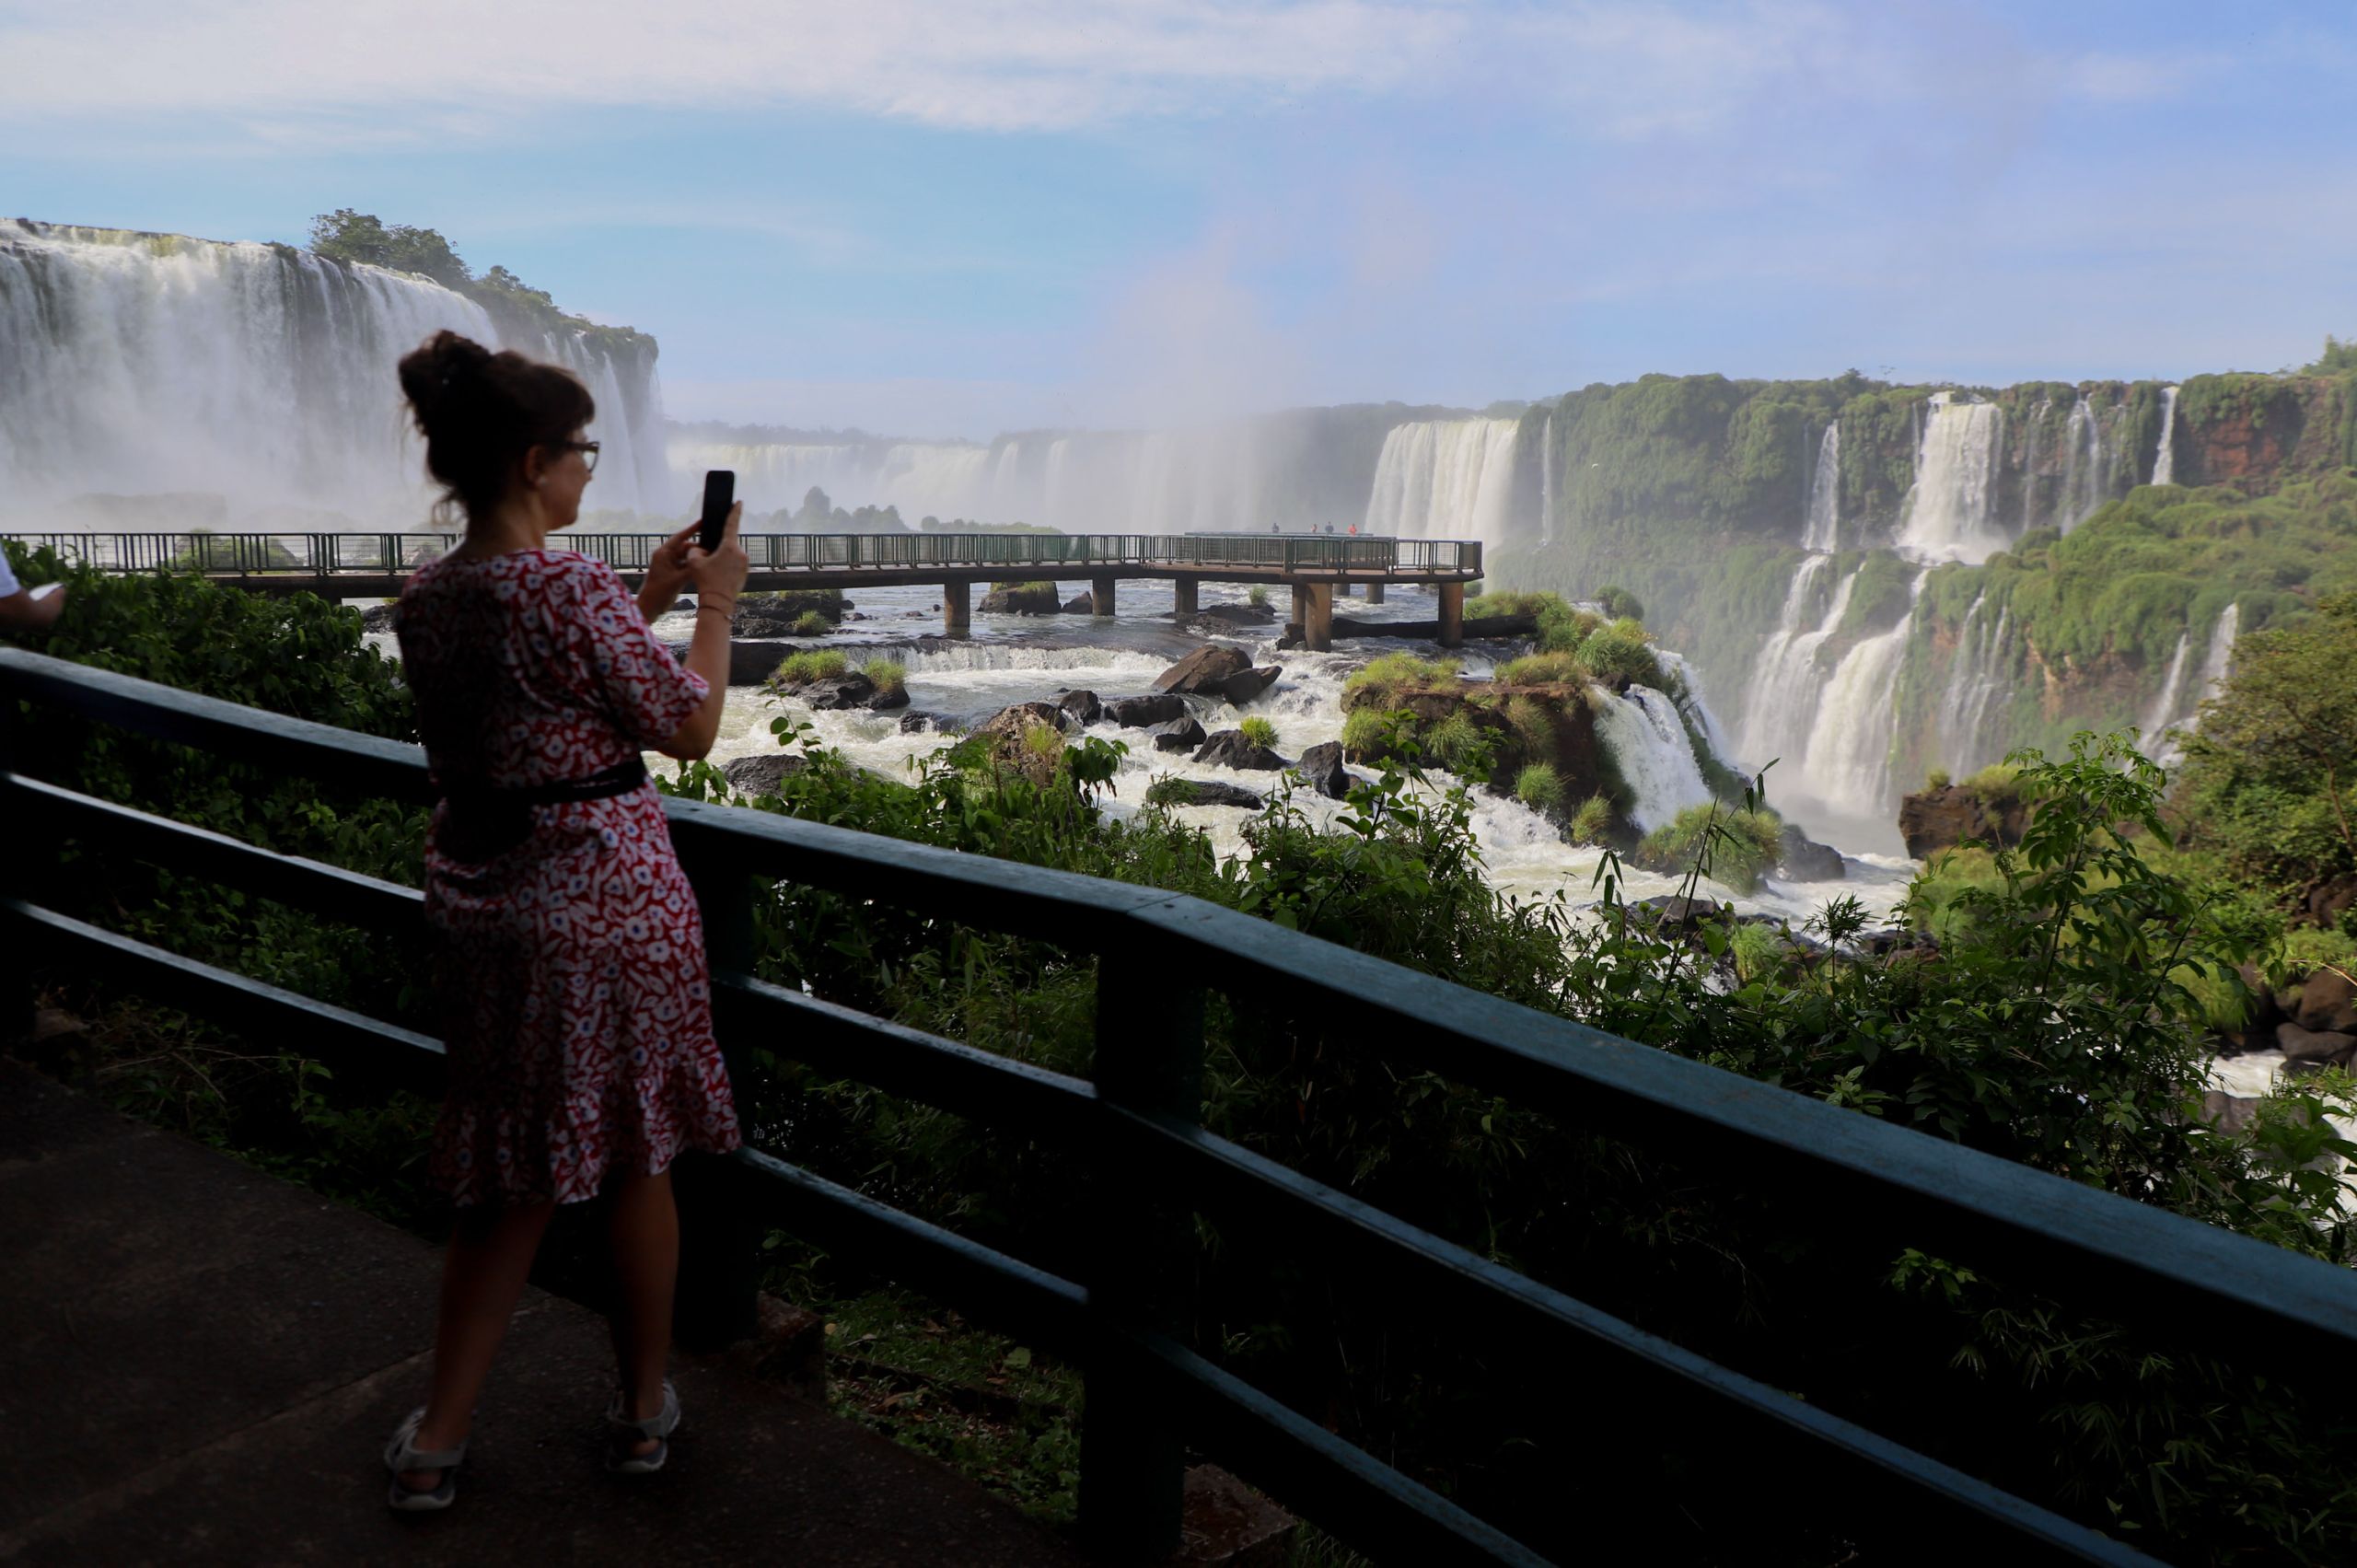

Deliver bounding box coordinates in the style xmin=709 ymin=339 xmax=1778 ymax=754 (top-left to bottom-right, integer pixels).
xmin=380 ymin=331 xmax=750 ymax=1509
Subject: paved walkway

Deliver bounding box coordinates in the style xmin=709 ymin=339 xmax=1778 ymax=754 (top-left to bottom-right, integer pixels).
xmin=0 ymin=1060 xmax=1086 ymax=1567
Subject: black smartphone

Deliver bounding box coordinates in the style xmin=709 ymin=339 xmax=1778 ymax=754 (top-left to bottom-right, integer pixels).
xmin=699 ymin=470 xmax=736 ymax=554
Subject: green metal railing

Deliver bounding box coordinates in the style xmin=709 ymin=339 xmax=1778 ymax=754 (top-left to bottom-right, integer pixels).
xmin=5 ymin=531 xmax=1480 ymax=578
xmin=6 ymin=646 xmax=2347 ymax=1564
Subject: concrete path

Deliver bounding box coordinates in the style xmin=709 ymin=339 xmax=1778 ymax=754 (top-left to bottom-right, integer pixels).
xmin=0 ymin=1060 xmax=1087 ymax=1567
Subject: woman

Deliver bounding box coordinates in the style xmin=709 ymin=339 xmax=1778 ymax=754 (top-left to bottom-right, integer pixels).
xmin=381 ymin=330 xmax=750 ymax=1510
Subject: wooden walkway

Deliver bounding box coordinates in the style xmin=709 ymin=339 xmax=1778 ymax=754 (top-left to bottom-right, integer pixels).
xmin=0 ymin=1060 xmax=1086 ymax=1568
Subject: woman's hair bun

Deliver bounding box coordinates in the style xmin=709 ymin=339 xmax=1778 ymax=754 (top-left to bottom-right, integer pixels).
xmin=397 ymin=330 xmax=595 ymax=517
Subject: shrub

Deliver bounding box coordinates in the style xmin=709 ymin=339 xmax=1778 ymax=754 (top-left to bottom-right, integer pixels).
xmin=1497 ymin=652 xmax=1585 ymax=685
xmin=1596 ymin=585 xmax=1644 ymax=621
xmin=1502 ymin=694 xmax=1557 ymax=755
xmin=1341 ymin=707 xmax=1408 ymax=762
xmin=1728 ymin=921 xmax=1782 ymax=983
xmin=1238 ymin=715 xmax=1279 ymax=749
xmin=1568 ymin=795 xmax=1614 ymax=843
xmin=1535 ymin=598 xmax=1601 ymax=654
xmin=1344 ymin=653 xmax=1460 ymax=706
xmin=1578 ymin=619 xmax=1661 ymax=688
xmin=791 ymin=610 xmax=832 ymax=637
xmin=1924 ymin=767 xmax=1953 ymax=791
xmin=1514 ymin=762 xmax=1563 ymax=812
xmin=1635 ymin=804 xmax=1784 ymax=893
xmin=1465 ymin=590 xmax=1551 ymax=620
xmin=1425 ymin=712 xmax=1490 ymax=776
xmin=862 ymin=658 xmax=908 ymax=697
xmin=771 ymin=649 xmax=848 ymax=687
xmin=1961 ymin=761 xmax=2022 ymax=807
xmin=1248 ymin=585 xmax=1270 ymax=609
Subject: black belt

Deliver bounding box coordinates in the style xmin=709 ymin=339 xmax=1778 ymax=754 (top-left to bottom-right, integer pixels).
xmin=437 ymin=759 xmax=648 ymax=858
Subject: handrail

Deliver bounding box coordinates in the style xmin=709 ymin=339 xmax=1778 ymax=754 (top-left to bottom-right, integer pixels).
xmin=7 ymin=644 xmax=2339 ymax=1563
xmin=3 ymin=530 xmax=1484 ymax=578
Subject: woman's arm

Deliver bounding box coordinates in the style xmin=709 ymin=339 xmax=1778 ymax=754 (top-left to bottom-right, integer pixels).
xmin=657 ymin=505 xmax=749 ymax=761
xmin=635 ymin=521 xmax=701 ymax=622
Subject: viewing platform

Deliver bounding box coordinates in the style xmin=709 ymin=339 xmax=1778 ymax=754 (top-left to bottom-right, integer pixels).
xmin=3 ymin=530 xmax=1486 ymax=649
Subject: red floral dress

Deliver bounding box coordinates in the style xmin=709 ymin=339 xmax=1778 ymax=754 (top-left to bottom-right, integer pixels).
xmin=395 ymin=548 xmax=741 ymax=1207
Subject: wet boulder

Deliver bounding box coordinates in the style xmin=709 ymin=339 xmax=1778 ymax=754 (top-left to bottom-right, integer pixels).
xmin=973 ymin=702 xmax=1068 ymax=785
xmin=1294 ymin=741 xmax=1350 ymax=800
xmin=800 ymin=673 xmax=877 ymax=711
xmin=1775 ymin=825 xmax=1845 ymax=882
xmin=2276 ymin=1022 xmax=2357 ymax=1067
xmin=1104 ymin=693 xmax=1190 ymax=728
xmin=1194 ymin=729 xmax=1287 ymax=771
xmin=1217 ymin=665 xmax=1283 ymax=705
xmin=979 ymin=583 xmax=1062 ymax=615
xmin=1149 ymin=716 xmax=1208 ymax=752
xmin=899 ymin=711 xmax=962 ymax=735
xmin=723 ymin=753 xmax=807 ymax=797
xmin=1148 ymin=779 xmax=1264 ymax=809
xmin=2293 ymin=969 xmax=2357 ymax=1034
xmin=1057 ymin=690 xmax=1104 ymax=728
xmin=1062 ymin=594 xmax=1095 ymax=614
xmin=732 ymin=613 xmax=803 ymax=638
xmin=1154 ymin=644 xmax=1254 ymax=695
xmin=360 ymin=602 xmax=399 ymax=633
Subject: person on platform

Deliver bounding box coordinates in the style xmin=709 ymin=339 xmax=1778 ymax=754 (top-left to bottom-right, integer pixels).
xmin=0 ymin=551 xmax=66 ymax=633
xmin=380 ymin=330 xmax=749 ymax=1511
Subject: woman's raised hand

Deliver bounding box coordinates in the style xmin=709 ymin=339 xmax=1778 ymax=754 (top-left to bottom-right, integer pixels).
xmin=686 ymin=502 xmax=750 ymax=604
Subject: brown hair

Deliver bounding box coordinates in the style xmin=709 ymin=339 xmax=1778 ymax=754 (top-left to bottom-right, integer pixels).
xmin=397 ymin=330 xmax=595 ymax=518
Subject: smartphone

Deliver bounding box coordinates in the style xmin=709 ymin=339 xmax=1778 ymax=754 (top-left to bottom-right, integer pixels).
xmin=699 ymin=470 xmax=736 ymax=555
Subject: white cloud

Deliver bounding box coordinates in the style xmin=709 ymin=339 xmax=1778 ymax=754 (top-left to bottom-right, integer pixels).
xmin=0 ymin=0 xmax=2210 ymax=139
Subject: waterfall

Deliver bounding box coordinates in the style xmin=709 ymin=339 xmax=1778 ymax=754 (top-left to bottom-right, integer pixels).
xmin=2140 ymin=633 xmax=2192 ymax=762
xmin=1595 ymin=684 xmax=1715 ymax=831
xmin=0 ymin=219 xmax=670 ymax=523
xmin=2195 ymin=602 xmax=2240 ymax=705
xmin=1799 ymin=573 xmax=1927 ymax=818
xmin=2059 ymin=396 xmax=2109 ymax=530
xmin=1654 ymin=649 xmax=1736 ymax=770
xmin=1736 ymin=556 xmax=1851 ymax=772
xmin=1801 ymin=423 xmax=1840 ymax=552
xmin=1538 ymin=412 xmax=1555 ymax=546
xmin=1361 ymin=419 xmax=1522 ymax=552
xmin=1895 ymin=394 xmax=2008 ymax=563
xmin=1932 ymin=598 xmax=2013 ymax=777
xmin=2153 ymin=385 xmax=2180 ymax=486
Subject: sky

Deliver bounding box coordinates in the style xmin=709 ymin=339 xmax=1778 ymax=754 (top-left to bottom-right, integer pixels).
xmin=7 ymin=0 xmax=2356 ymax=440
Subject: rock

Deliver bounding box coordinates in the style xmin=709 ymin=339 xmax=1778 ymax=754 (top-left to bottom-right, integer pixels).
xmin=974 ymin=702 xmax=1068 ymax=784
xmin=1635 ymin=895 xmax=1728 ymax=932
xmin=722 ymin=752 xmax=807 ymax=796
xmin=2274 ymin=1021 xmax=2357 ymax=1064
xmin=1856 ymin=926 xmax=1915 ymax=958
xmin=732 ymin=613 xmax=803 ymax=638
xmin=1149 ymin=716 xmax=1208 ymax=752
xmin=1217 ymin=665 xmax=1283 ymax=705
xmin=2305 ymin=874 xmax=2357 ymax=929
xmin=979 ymin=583 xmax=1062 ymax=615
xmin=1154 ymin=644 xmax=1254 ymax=695
xmin=2238 ymin=961 xmax=2287 ymax=1036
xmin=1275 ymin=633 xmax=1304 ymax=652
xmin=865 ymin=683 xmax=911 ymax=712
xmin=1155 ymin=779 xmax=1264 ymax=809
xmin=2293 ymin=969 xmax=2357 ymax=1034
xmin=1329 ymin=613 xmax=1538 ymax=640
xmin=1775 ymin=824 xmax=1845 ymax=883
xmin=359 ymin=602 xmax=399 ymax=632
xmin=899 ymin=711 xmax=962 ymax=734
xmin=799 ymin=673 xmax=877 ymax=711
xmin=1062 ymin=594 xmax=1095 ymax=614
xmin=1294 ymin=740 xmax=1350 ymax=799
xmin=1104 ymin=693 xmax=1190 ymax=728
xmin=2199 ymin=1090 xmax=2263 ymax=1136
xmin=741 ymin=587 xmax=847 ymax=619
xmin=1897 ymin=783 xmax=2028 ymax=858
xmin=1194 ymin=729 xmax=1287 ymax=771
xmin=1057 ymin=690 xmax=1104 ymax=728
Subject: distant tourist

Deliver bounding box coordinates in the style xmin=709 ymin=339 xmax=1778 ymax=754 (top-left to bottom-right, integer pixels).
xmin=380 ymin=330 xmax=749 ymax=1511
xmin=0 ymin=552 xmax=65 ymax=633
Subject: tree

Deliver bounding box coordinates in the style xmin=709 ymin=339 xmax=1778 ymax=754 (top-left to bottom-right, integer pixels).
xmin=306 ymin=210 xmax=471 ymax=291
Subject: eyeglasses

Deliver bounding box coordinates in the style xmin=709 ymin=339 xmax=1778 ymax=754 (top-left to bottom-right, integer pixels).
xmin=553 ymin=439 xmax=600 ymax=475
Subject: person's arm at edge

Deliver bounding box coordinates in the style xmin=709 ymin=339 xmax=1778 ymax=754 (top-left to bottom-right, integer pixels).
xmin=0 ymin=586 xmax=67 ymax=633
xmin=656 ymin=505 xmax=748 ymax=761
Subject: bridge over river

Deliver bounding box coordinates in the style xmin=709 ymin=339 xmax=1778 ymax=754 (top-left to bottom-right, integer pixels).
xmin=4 ymin=530 xmax=1485 ymax=650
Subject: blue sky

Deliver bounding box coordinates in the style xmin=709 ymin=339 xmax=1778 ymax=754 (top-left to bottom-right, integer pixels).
xmin=8 ymin=1 xmax=2355 ymax=438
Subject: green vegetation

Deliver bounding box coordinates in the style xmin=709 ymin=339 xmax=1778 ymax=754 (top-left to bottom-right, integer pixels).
xmin=1237 ymin=715 xmax=1279 ymax=750
xmin=1575 ymin=617 xmax=1660 ymax=688
xmin=1423 ymin=711 xmax=1489 ymax=775
xmin=1632 ymin=802 xmax=1784 ymax=893
xmin=1501 ymin=694 xmax=1556 ymax=755
xmin=741 ymin=587 xmax=846 ymax=620
xmin=308 ymin=209 xmax=651 ymax=356
xmin=1339 ymin=707 xmax=1402 ymax=762
xmin=1341 ymin=652 xmax=1459 ymax=706
xmin=861 ymin=658 xmax=908 ymax=698
xmin=1513 ymin=762 xmax=1563 ymax=812
xmin=790 ymin=610 xmax=832 ymax=637
xmin=1924 ymin=767 xmax=1952 ymax=790
xmin=1248 ymin=585 xmax=1271 ymax=609
xmin=770 ymin=649 xmax=848 ymax=687
xmin=1496 ymin=651 xmax=1585 ymax=685
xmin=1595 ymin=585 xmax=1643 ymax=621
xmin=1568 ymin=795 xmax=1614 ymax=844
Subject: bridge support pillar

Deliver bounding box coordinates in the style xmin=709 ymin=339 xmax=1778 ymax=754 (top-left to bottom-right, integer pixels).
xmin=1171 ymin=577 xmax=1198 ymax=615
xmin=1438 ymin=581 xmax=1465 ymax=648
xmin=944 ymin=581 xmax=971 ymax=638
xmin=1365 ymin=580 xmax=1385 ymax=605
xmin=1304 ymin=583 xmax=1334 ymax=652
xmin=1290 ymin=583 xmax=1309 ymax=633
xmin=1091 ymin=575 xmax=1117 ymax=617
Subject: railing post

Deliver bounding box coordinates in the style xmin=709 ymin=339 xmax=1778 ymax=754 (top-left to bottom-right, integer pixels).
xmin=0 ymin=673 xmax=31 ymax=1050
xmin=671 ymin=835 xmax=763 ymax=1352
xmin=1079 ymin=950 xmax=1202 ymax=1562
